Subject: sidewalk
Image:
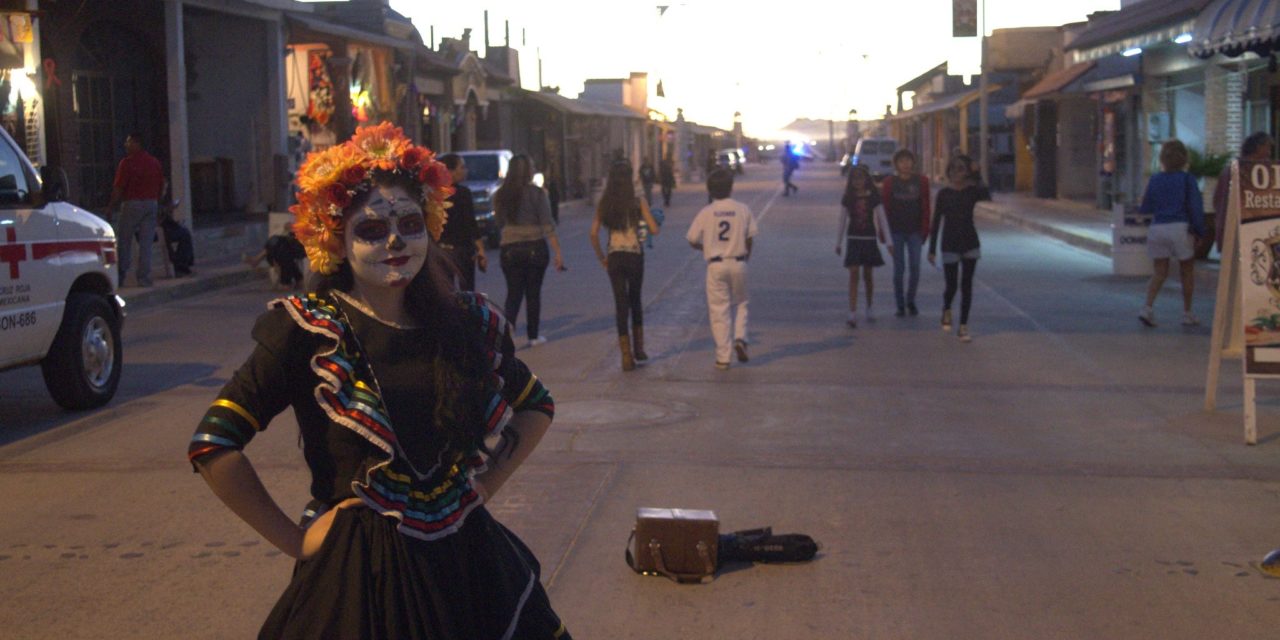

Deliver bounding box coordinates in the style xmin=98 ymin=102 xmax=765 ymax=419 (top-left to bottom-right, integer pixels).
xmin=119 ymin=197 xmax=598 ymax=312
xmin=974 ymin=192 xmax=1114 ymax=257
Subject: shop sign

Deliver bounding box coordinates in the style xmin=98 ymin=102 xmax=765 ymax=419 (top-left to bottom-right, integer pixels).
xmin=953 ymin=0 xmax=977 ymax=38
xmin=1240 ymin=161 xmax=1280 ymax=374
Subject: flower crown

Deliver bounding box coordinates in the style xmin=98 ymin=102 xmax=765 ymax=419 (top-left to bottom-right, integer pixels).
xmin=290 ymin=122 xmax=454 ymax=275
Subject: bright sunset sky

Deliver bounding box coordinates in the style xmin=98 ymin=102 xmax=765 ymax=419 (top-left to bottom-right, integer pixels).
xmin=369 ymin=1 xmax=1122 ymax=137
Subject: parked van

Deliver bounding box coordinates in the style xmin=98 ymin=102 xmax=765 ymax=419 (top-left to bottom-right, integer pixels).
xmin=0 ymin=127 xmax=125 ymax=410
xmin=852 ymin=137 xmax=898 ymax=180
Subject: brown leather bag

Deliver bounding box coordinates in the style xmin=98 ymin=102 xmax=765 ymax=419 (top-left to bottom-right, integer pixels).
xmin=626 ymin=508 xmax=718 ymax=584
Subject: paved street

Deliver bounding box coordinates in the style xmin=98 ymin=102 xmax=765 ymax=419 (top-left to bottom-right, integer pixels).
xmin=2 ymin=162 xmax=1279 ymax=639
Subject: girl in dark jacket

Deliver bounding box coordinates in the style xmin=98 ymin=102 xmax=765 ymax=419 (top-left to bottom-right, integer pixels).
xmin=928 ymin=154 xmax=990 ymax=342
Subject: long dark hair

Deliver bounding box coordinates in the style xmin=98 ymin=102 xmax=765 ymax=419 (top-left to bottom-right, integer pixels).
xmin=309 ymin=173 xmax=491 ymax=456
xmin=841 ymin=165 xmax=873 ymax=210
xmin=946 ymin=154 xmax=973 ymax=183
xmin=598 ymin=161 xmax=639 ymax=230
xmin=493 ymin=154 xmax=534 ymax=224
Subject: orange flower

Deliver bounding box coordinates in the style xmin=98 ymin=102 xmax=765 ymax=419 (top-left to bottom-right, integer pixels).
xmin=350 ymin=122 xmax=410 ymax=171
xmin=426 ymin=198 xmax=448 ymax=241
xmin=297 ymin=145 xmax=363 ymax=193
xmin=306 ymin=244 xmax=341 ymax=275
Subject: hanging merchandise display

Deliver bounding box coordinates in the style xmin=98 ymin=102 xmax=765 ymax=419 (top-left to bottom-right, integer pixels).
xmin=307 ymin=50 xmax=335 ymax=127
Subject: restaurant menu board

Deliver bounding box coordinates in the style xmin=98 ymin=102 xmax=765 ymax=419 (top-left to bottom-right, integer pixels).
xmin=1241 ymin=161 xmax=1280 ymax=375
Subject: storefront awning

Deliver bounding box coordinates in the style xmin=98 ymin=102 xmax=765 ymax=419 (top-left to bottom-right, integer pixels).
xmin=889 ymin=90 xmax=972 ymax=121
xmin=413 ymin=76 xmax=446 ymax=96
xmin=520 ymin=90 xmax=645 ymax=120
xmin=286 ymin=13 xmax=422 ymax=54
xmin=1064 ymin=55 xmax=1140 ymax=93
xmin=1004 ymin=99 xmax=1033 ymax=119
xmin=1023 ymin=62 xmax=1097 ymax=100
xmin=1068 ymin=0 xmax=1211 ymax=61
xmin=1190 ymin=0 xmax=1280 ymax=58
xmin=955 ymin=84 xmax=1004 ymax=108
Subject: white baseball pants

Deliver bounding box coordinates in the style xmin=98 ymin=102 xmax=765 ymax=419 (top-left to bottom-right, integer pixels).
xmin=705 ymin=260 xmax=749 ymax=364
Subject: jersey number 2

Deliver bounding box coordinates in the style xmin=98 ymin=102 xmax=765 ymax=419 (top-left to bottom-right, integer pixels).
xmin=717 ymin=220 xmax=730 ymax=242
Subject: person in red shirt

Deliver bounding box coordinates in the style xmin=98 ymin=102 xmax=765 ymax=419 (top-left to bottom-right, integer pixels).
xmin=880 ymin=149 xmax=931 ymax=316
xmin=109 ymin=133 xmax=165 ymax=286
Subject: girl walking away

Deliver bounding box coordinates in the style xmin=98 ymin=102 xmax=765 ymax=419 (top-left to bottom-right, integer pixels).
xmin=188 ymin=123 xmax=571 ymax=639
xmin=1138 ymin=139 xmax=1205 ymax=328
xmin=591 ymin=161 xmax=662 ymax=370
xmin=836 ymin=165 xmax=888 ymax=327
xmin=495 ymin=154 xmax=566 ymax=347
xmin=880 ymin=149 xmax=931 ymax=317
xmin=928 ymin=155 xmax=990 ymax=342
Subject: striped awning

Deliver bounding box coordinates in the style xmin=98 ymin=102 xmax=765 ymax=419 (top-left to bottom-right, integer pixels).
xmin=1190 ymin=0 xmax=1280 ymax=58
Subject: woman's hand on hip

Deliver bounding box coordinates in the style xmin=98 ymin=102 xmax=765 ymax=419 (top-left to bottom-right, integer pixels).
xmin=299 ymin=497 xmax=365 ymax=560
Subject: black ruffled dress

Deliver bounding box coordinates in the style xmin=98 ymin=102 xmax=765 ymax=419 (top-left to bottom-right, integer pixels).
xmin=188 ymin=291 xmax=569 ymax=640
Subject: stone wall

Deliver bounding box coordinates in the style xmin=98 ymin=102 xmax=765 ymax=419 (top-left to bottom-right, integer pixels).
xmin=1205 ymin=62 xmax=1245 ymax=156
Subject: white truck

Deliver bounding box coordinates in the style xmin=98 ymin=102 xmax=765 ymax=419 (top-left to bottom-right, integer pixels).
xmin=0 ymin=127 xmax=124 ymax=410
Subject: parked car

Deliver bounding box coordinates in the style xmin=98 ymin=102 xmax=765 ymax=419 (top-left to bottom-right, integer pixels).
xmin=716 ymin=148 xmax=744 ymax=174
xmin=0 ymin=127 xmax=124 ymax=410
xmin=456 ymin=149 xmax=513 ymax=249
xmin=852 ymin=137 xmax=898 ymax=180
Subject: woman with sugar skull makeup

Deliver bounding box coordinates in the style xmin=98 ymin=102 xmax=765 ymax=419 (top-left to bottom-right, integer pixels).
xmin=187 ymin=123 xmax=571 ymax=639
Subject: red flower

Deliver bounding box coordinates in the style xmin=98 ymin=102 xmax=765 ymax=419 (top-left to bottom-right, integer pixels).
xmin=399 ymin=146 xmax=429 ymax=172
xmin=325 ymin=182 xmax=352 ymax=209
xmin=421 ymin=162 xmax=452 ymax=189
xmin=340 ymin=165 xmax=367 ymax=187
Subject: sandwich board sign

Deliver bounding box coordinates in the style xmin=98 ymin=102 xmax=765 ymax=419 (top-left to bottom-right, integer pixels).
xmin=1206 ymin=160 xmax=1280 ymax=444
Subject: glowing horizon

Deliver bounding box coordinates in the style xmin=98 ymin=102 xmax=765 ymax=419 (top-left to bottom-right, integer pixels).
xmin=366 ymin=1 xmax=1122 ymax=136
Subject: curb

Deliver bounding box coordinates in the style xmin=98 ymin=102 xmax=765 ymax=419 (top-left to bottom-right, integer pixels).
xmin=119 ymin=266 xmax=266 ymax=313
xmin=974 ymin=202 xmax=1112 ymax=257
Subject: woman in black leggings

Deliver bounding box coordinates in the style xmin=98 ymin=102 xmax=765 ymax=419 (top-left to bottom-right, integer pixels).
xmin=590 ymin=161 xmax=661 ymax=370
xmin=928 ymin=155 xmax=990 ymax=343
xmin=494 ymin=155 xmax=566 ymax=347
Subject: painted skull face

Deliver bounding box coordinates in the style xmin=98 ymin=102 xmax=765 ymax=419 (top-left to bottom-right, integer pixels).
xmin=343 ymin=184 xmax=430 ymax=289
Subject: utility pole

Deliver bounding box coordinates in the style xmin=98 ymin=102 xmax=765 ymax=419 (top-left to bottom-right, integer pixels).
xmin=828 ymin=119 xmax=835 ymax=161
xmin=978 ymin=0 xmax=990 ymax=184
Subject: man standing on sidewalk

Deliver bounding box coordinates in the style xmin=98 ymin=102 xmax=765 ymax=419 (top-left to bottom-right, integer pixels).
xmin=108 ymin=133 xmax=165 ymax=287
xmin=439 ymin=153 xmax=487 ymax=291
xmin=659 ymin=156 xmax=676 ymax=207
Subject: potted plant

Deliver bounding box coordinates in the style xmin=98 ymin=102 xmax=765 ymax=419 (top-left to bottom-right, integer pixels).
xmin=1188 ymin=148 xmax=1231 ymax=259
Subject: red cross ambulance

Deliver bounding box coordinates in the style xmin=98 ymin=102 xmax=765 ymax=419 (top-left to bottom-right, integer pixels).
xmin=0 ymin=127 xmax=124 ymax=410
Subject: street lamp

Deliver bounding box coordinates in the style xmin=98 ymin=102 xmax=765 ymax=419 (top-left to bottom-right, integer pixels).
xmin=733 ymin=111 xmax=742 ymax=152
xmin=847 ymin=108 xmax=858 ymax=153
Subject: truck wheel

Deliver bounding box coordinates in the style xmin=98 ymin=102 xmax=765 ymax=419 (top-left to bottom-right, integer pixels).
xmin=40 ymin=293 xmax=122 ymax=410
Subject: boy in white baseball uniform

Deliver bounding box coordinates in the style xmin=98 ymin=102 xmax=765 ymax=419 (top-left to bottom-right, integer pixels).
xmin=687 ymin=169 xmax=758 ymax=370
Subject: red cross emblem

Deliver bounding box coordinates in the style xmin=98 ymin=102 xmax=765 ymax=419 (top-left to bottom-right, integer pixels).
xmin=0 ymin=226 xmax=28 ymax=279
